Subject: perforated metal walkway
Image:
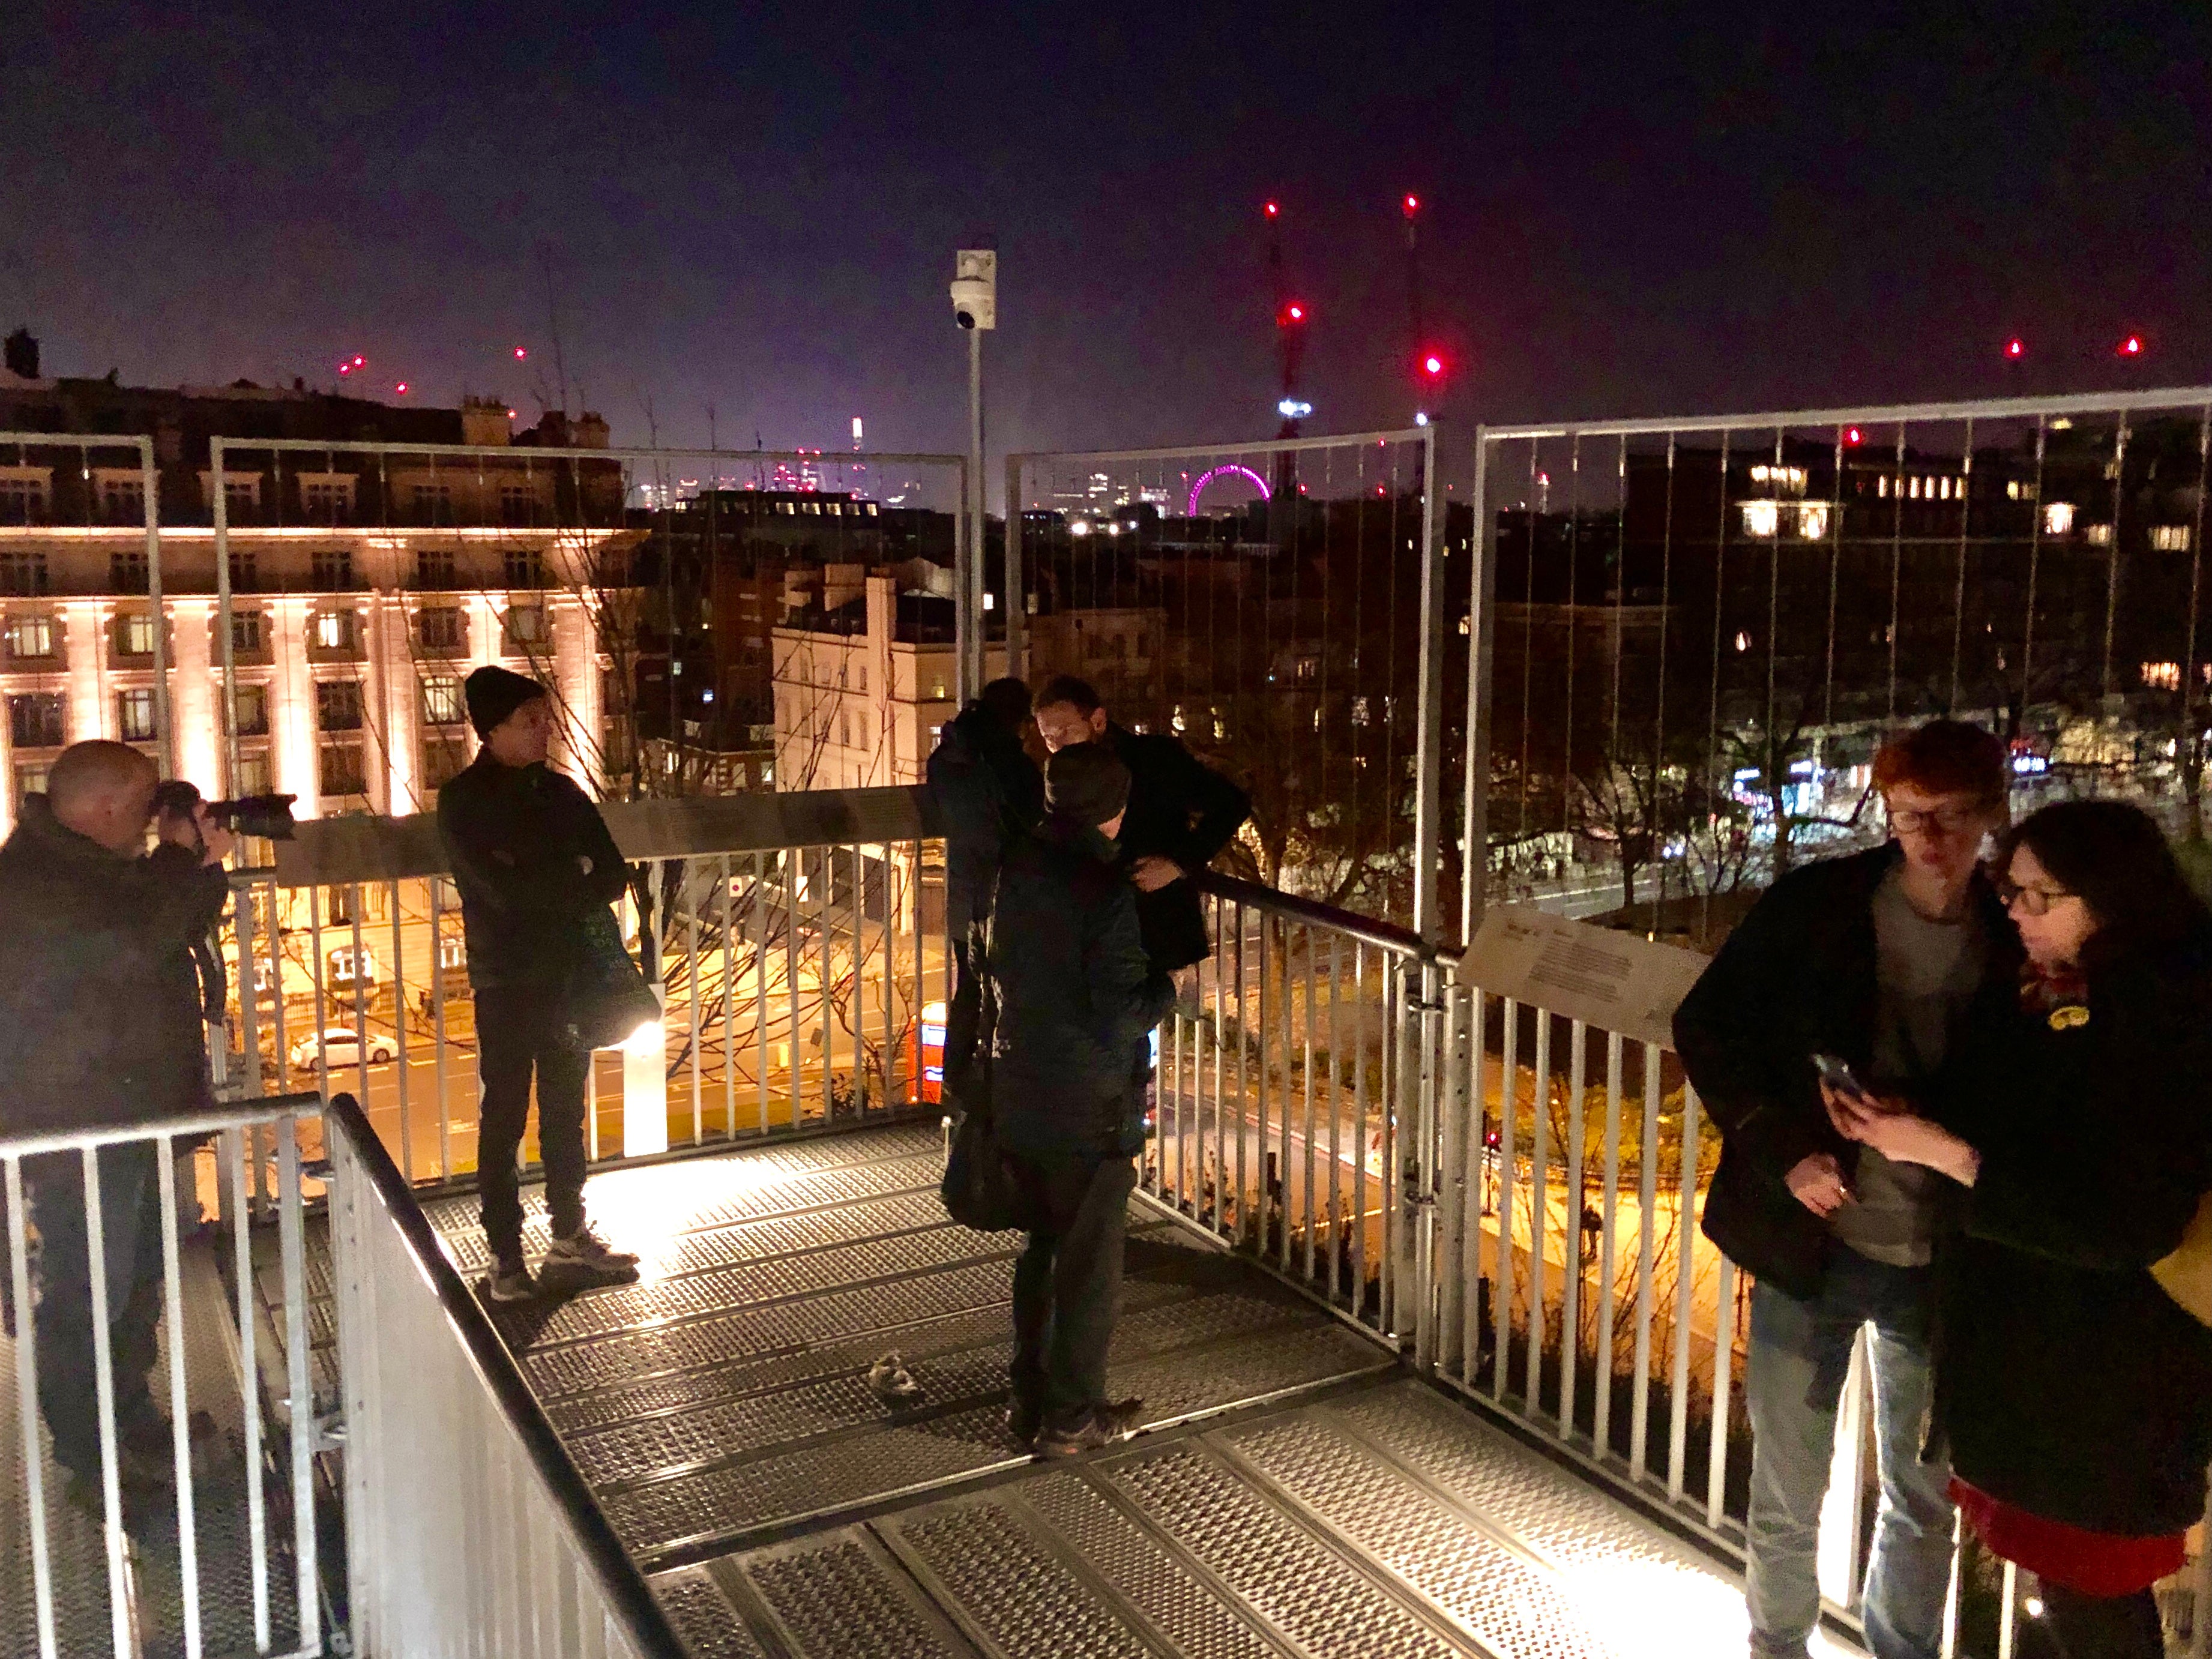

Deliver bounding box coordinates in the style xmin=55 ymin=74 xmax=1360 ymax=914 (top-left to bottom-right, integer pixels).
xmin=419 ymin=1122 xmax=1797 ymax=1659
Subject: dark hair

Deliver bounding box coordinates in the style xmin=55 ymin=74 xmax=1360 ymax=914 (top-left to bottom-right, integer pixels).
xmin=1034 ymin=673 xmax=1103 ymax=716
xmin=978 ymin=676 xmax=1032 ymax=730
xmin=1044 ymin=742 xmax=1131 ymax=825
xmin=2006 ymin=799 xmax=2212 ymax=966
xmin=1872 ymin=718 xmax=2008 ymax=805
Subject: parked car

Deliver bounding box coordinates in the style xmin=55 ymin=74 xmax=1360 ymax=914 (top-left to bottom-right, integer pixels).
xmin=290 ymin=1028 xmax=395 ymax=1071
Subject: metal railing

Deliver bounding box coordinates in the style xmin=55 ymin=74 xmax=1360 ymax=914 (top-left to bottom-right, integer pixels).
xmin=1 ymin=1094 xmax=323 ymax=1659
xmin=325 ymin=1091 xmax=685 ymax=1658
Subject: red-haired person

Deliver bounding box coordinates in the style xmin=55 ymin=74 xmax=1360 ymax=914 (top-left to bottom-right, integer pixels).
xmin=1677 ymin=721 xmax=2019 ymax=1659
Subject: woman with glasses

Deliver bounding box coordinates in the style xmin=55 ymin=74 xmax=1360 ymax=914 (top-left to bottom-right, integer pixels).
xmin=1830 ymin=799 xmax=2212 ymax=1658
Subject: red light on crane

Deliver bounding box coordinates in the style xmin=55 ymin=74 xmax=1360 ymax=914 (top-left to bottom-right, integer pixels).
xmin=1264 ymin=200 xmax=1279 ymax=218
xmin=394 ymin=382 xmax=409 ymax=395
xmin=1403 ymin=193 xmax=1421 ymax=216
xmin=2005 ymin=337 xmax=2025 ymax=359
xmin=513 ymin=346 xmax=528 ymax=360
xmin=1279 ymin=301 xmax=1307 ymax=327
xmin=1845 ymin=426 xmax=1864 ymax=445
xmin=2120 ymin=333 xmax=2144 ymax=357
xmin=1422 ymin=353 xmax=1444 ymax=376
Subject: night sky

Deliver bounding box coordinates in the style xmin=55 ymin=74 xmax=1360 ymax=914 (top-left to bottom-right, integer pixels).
xmin=6 ymin=3 xmax=2208 ymax=467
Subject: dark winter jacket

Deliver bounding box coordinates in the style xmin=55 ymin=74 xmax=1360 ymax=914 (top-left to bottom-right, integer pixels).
xmin=436 ymin=754 xmax=629 ymax=991
xmin=1933 ymin=930 xmax=2212 ymax=1535
xmin=0 ymin=796 xmax=230 ymax=1136
xmin=926 ymin=700 xmax=1043 ymax=938
xmin=1673 ymin=844 xmax=2020 ymax=1298
xmin=986 ymin=815 xmax=1177 ymax=1159
xmin=1108 ymin=723 xmax=1251 ymax=973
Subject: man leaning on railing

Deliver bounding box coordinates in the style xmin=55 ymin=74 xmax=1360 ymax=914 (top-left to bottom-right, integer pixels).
xmin=0 ymin=739 xmax=232 ymax=1510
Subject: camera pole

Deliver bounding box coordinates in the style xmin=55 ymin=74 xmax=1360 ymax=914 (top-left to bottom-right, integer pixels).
xmin=966 ymin=324 xmax=984 ymax=703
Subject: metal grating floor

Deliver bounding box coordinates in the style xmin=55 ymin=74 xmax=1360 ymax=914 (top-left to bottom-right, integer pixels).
xmin=411 ymin=1124 xmax=1829 ymax=1659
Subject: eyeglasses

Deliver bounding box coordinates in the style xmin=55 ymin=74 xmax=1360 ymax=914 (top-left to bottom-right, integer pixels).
xmin=1995 ymin=876 xmax=2078 ymax=917
xmin=1887 ymin=804 xmax=1987 ymax=836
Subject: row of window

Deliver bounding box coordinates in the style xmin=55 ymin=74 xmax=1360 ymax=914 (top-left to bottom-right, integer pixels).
xmin=0 ymin=473 xmax=561 ymax=528
xmin=4 ymin=670 xmax=478 ymax=752
xmin=0 ymin=544 xmax=556 ymax=597
xmin=0 ymin=602 xmax=550 ymax=663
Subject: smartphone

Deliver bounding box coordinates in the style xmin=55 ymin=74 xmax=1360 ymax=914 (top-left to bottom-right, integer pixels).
xmin=1812 ymin=1052 xmax=1873 ymax=1101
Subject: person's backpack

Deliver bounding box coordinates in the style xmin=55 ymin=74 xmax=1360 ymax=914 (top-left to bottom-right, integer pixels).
xmin=938 ymin=898 xmax=1021 ymax=1232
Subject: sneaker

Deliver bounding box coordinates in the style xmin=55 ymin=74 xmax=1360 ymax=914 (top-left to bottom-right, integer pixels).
xmin=540 ymin=1226 xmax=640 ymax=1287
xmin=1005 ymin=1396 xmax=1043 ymax=1447
xmin=1034 ymin=1398 xmax=1144 ymax=1460
xmin=485 ymin=1256 xmax=537 ymax=1303
xmin=866 ymin=1353 xmax=923 ymax=1405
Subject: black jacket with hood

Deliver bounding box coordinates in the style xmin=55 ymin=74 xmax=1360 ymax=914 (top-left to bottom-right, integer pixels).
xmin=1108 ymin=723 xmax=1250 ymax=973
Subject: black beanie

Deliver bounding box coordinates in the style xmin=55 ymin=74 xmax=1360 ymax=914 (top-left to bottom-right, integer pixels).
xmin=465 ymin=666 xmax=549 ymax=739
xmin=1046 ymin=744 xmax=1131 ymax=828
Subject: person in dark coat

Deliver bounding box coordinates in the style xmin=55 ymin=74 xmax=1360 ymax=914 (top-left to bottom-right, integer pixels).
xmin=925 ymin=676 xmax=1043 ymax=1098
xmin=1830 ymin=801 xmax=2212 ymax=1659
xmin=0 ymin=741 xmax=231 ymax=1498
xmin=987 ymin=744 xmax=1176 ymax=1457
xmin=1032 ymin=675 xmax=1250 ymax=974
xmin=438 ymin=666 xmax=639 ymax=1302
xmin=1674 ymin=721 xmax=2018 ymax=1659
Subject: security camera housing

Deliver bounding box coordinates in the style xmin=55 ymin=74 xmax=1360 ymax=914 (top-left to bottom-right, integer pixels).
xmin=951 ymin=249 xmax=997 ymax=330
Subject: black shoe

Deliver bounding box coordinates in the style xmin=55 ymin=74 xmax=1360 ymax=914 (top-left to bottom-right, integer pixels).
xmin=1034 ymin=1399 xmax=1144 ymax=1459
xmin=1005 ymin=1396 xmax=1043 ymax=1447
xmin=540 ymin=1226 xmax=640 ymax=1287
xmin=485 ymin=1256 xmax=537 ymax=1304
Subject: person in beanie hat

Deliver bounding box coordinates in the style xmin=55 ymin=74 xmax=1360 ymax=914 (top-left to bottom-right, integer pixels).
xmin=438 ymin=667 xmax=639 ymax=1302
xmin=986 ymin=743 xmax=1175 ymax=1457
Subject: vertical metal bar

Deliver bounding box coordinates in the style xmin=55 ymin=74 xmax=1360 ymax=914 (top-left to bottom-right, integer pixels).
xmin=878 ymin=846 xmax=894 ymax=1113
xmin=1256 ymin=915 xmax=1271 ymax=1260
xmin=79 ymin=1149 xmax=130 ymax=1657
xmin=1380 ymin=957 xmax=1400 ymax=1337
xmin=1708 ymin=1254 xmax=1735 ymax=1529
xmin=5 ymin=1155 xmax=59 ymax=1659
xmin=755 ymin=853 xmax=769 ymax=1135
xmin=228 ymin=1129 xmax=271 ymax=1649
xmin=722 ymin=854 xmax=737 ymax=1139
xmin=156 ymin=1137 xmax=205 ymax=1658
xmin=785 ymin=851 xmax=801 ymax=1120
xmin=1668 ymin=1083 xmax=1701 ymax=1500
xmin=430 ymin=875 xmax=452 ymax=1181
xmin=390 ymin=878 xmax=412 ymax=1182
xmin=1352 ymin=942 xmax=1369 ymax=1314
xmin=212 ymin=438 xmax=241 ymax=798
xmin=1997 ymin=1559 xmax=2019 ymax=1659
xmin=849 ymin=844 xmax=865 ymax=1111
xmin=1301 ymin=925 xmax=1318 ymax=1283
xmin=1629 ymin=1043 xmax=1661 ymax=1478
xmin=686 ymin=864 xmax=702 ymax=1144
xmin=1462 ymin=429 xmax=1498 ymax=939
xmin=1413 ymin=426 xmax=1448 ymax=940
xmin=1328 ymin=932 xmax=1344 ymax=1301
xmin=1211 ymin=896 xmax=1228 ymax=1239
xmin=1493 ymin=998 xmax=1517 ymax=1400
xmin=1456 ymin=987 xmax=1483 ymax=1385
xmin=1561 ymin=1022 xmax=1587 ymax=1442
xmin=238 ymin=881 xmax=264 ymax=1102
xmin=1412 ymin=954 xmax=1444 ymax=1366
xmin=351 ymin=885 xmax=370 ymax=1107
xmin=1526 ymin=1008 xmax=1551 ymax=1417
xmin=1431 ymin=980 xmax=1464 ymax=1378
xmin=1234 ymin=901 xmax=1249 ymax=1247
xmin=1594 ymin=1031 xmax=1623 ymax=1458
xmin=279 ymin=1116 xmax=321 ymax=1651
xmin=139 ymin=436 xmax=176 ymax=777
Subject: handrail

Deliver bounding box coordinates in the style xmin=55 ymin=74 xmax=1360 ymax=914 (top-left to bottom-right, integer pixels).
xmin=323 ymin=1092 xmax=689 ymax=1659
xmin=1193 ymin=870 xmax=1432 ymax=960
xmin=0 ymin=1092 xmax=323 ymax=1161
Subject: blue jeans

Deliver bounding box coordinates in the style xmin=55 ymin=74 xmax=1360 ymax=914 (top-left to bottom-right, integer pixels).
xmin=1744 ymin=1251 xmax=1954 ymax=1659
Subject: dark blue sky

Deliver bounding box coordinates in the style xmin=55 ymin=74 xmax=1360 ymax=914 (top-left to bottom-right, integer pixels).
xmin=5 ymin=2 xmax=2207 ymax=465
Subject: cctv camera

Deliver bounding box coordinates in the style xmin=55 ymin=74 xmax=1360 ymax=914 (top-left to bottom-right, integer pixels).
xmin=951 ymin=249 xmax=997 ymax=331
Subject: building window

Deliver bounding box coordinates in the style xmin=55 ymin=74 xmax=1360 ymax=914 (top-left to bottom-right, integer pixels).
xmin=499 ymin=483 xmax=536 ymax=525
xmin=415 ymin=547 xmax=457 ymax=587
xmin=313 ymin=609 xmax=357 ymax=651
xmin=0 ymin=475 xmax=47 ymax=524
xmin=437 ymin=932 xmax=466 ymax=971
xmin=101 ymin=478 xmax=145 ymax=525
xmin=234 ymin=684 xmax=270 ymax=737
xmin=117 ymin=612 xmax=159 ymax=657
xmin=235 ymin=751 xmax=272 ymax=795
xmin=0 ymin=551 xmax=49 ymax=595
xmin=216 ymin=478 xmax=259 ymax=522
xmin=504 ymin=547 xmax=546 ymax=587
xmin=110 ymin=549 xmax=149 ymax=592
xmin=9 ymin=692 xmax=67 ymax=748
xmin=421 ymin=676 xmax=465 ymax=727
xmin=327 ymin=945 xmax=373 ymax=985
xmin=228 ymin=552 xmax=259 ymax=592
xmin=301 ymin=476 xmax=355 ymax=522
xmin=4 ymin=614 xmax=55 ymax=659
xmin=504 ymin=606 xmax=547 ymax=649
xmin=1740 ymin=501 xmax=1780 ymax=538
xmin=411 ymin=483 xmax=452 ymax=523
xmin=1798 ymin=502 xmax=1831 ymax=540
xmin=230 ymin=609 xmax=266 ymax=653
xmin=421 ymin=735 xmax=467 ymax=789
xmin=312 ymin=548 xmax=356 ymax=590
xmin=13 ymin=761 xmax=50 ymax=804
xmin=116 ymin=687 xmax=157 ymax=742
xmin=2085 ymin=523 xmax=2115 ymax=547
xmin=418 ymin=607 xmax=464 ymax=649
xmin=317 ymin=678 xmax=364 ymax=732
xmin=319 ymin=742 xmax=367 ymax=796
xmin=2044 ymin=502 xmax=2076 ymax=537
xmin=2153 ymin=525 xmax=2193 ymax=553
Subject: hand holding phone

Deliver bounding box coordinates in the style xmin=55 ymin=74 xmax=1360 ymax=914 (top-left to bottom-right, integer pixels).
xmin=1812 ymin=1052 xmax=1873 ymax=1103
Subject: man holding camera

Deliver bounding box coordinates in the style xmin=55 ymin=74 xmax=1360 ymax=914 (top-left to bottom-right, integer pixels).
xmin=439 ymin=667 xmax=639 ymax=1302
xmin=0 ymin=740 xmax=231 ymax=1502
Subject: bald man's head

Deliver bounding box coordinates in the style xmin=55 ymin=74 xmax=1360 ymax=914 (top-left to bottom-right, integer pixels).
xmin=47 ymin=741 xmax=158 ymax=854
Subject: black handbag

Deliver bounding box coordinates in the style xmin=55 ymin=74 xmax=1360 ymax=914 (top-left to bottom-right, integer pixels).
xmin=559 ymin=905 xmax=662 ymax=1052
xmin=939 ymin=919 xmax=1022 ymax=1232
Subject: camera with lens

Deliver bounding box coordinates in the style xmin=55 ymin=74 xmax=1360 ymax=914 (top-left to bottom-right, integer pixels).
xmin=950 ymin=248 xmax=998 ymax=331
xmin=151 ymin=779 xmax=298 ymax=842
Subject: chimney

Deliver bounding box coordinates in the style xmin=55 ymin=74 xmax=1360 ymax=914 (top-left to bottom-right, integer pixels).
xmin=3 ymin=328 xmax=39 ymax=379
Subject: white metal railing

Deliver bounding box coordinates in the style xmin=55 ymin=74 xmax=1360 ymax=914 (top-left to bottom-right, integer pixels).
xmin=325 ymin=1091 xmax=684 ymax=1659
xmin=1 ymin=1094 xmax=323 ymax=1659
